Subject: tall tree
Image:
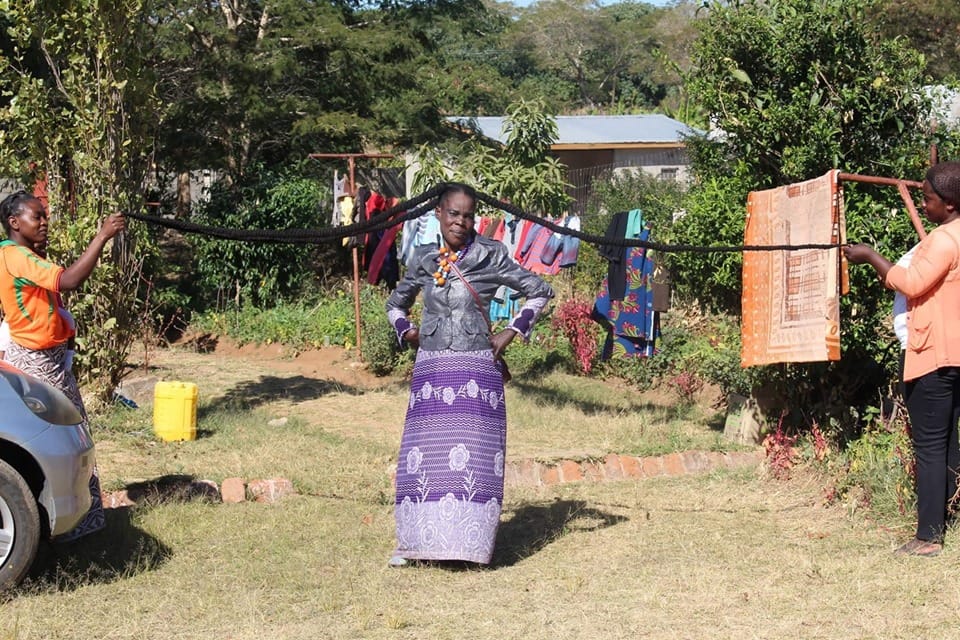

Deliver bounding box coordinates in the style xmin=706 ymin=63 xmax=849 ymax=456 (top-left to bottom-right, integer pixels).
xmin=151 ymin=0 xmax=504 ymax=185
xmin=0 ymin=0 xmax=158 ymax=398
xmin=674 ymin=0 xmax=960 ymax=430
xmin=868 ymin=0 xmax=960 ymax=82
xmin=502 ymin=0 xmax=677 ymax=112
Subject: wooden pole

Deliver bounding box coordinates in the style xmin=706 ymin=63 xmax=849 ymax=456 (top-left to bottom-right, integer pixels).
xmin=348 ymin=157 xmax=362 ymax=360
xmin=838 ymin=172 xmax=927 ymax=239
xmin=307 ymin=152 xmax=395 ymax=361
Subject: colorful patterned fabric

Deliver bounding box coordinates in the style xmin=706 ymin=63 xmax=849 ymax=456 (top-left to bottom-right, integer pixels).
xmin=0 ymin=240 xmax=72 ymax=350
xmin=5 ymin=340 xmax=105 ymax=540
xmin=394 ymin=348 xmax=506 ymax=564
xmin=741 ymin=170 xmax=847 ymax=366
xmin=592 ymin=210 xmax=659 ymax=358
xmin=517 ymin=223 xmax=561 ymax=275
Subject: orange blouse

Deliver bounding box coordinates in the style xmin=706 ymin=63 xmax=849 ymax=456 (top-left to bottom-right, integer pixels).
xmin=886 ymin=219 xmax=960 ymax=381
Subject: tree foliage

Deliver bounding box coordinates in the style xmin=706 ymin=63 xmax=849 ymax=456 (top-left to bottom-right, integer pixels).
xmin=150 ymin=0 xmax=474 ymax=184
xmin=412 ymin=98 xmax=572 ymax=216
xmin=0 ymin=0 xmax=157 ymax=399
xmin=190 ymin=168 xmax=326 ymax=308
xmin=868 ymin=0 xmax=960 ymax=82
xmin=675 ymin=0 xmax=960 ymax=432
xmin=503 ymin=0 xmax=680 ymax=111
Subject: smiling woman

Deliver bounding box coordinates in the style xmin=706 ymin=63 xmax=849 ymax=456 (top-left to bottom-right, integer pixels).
xmin=384 ymin=182 xmax=555 ymax=566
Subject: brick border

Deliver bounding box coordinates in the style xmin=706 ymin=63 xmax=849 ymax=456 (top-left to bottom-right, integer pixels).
xmin=502 ymin=450 xmax=764 ymax=488
xmin=102 ymin=450 xmax=765 ymax=509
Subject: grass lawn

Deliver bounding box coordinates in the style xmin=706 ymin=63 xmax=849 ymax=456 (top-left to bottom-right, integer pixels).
xmin=1 ymin=344 xmax=945 ymax=640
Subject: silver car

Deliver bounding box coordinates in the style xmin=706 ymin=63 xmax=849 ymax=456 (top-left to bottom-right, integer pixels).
xmin=0 ymin=361 xmax=95 ymax=590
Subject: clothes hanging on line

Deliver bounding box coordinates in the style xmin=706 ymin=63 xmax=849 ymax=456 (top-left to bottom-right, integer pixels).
xmin=557 ymin=215 xmax=581 ymax=268
xmin=331 ymin=170 xmax=349 ymax=226
xmin=400 ymin=212 xmax=441 ymax=267
xmin=362 ymin=190 xmax=400 ymax=289
xmin=489 ymin=286 xmax=522 ymax=322
xmin=591 ymin=209 xmax=659 ymax=359
xmin=366 ymin=196 xmax=403 ymax=289
xmin=516 ymin=220 xmax=562 ymax=275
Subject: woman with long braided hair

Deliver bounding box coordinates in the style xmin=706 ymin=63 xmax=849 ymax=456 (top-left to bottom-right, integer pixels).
xmin=385 ymin=183 xmax=554 ymax=566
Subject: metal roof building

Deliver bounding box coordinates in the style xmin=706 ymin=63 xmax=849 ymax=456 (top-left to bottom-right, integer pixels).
xmin=446 ymin=114 xmax=701 ymax=149
xmin=444 ymin=114 xmax=702 ymax=212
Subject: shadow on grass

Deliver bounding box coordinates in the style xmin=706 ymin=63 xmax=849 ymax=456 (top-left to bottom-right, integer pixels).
xmin=491 ymin=499 xmax=628 ymax=568
xmin=705 ymin=410 xmax=727 ymax=432
xmin=511 ymin=378 xmax=697 ymax=420
xmin=198 ymin=374 xmax=364 ymax=419
xmin=122 ymin=474 xmax=220 ymax=505
xmin=508 ymin=351 xmax=569 ymax=380
xmin=4 ymin=474 xmax=227 ymax=598
xmin=9 ymin=507 xmax=172 ymax=597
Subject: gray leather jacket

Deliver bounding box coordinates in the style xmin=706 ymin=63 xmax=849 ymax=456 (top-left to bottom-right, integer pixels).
xmin=386 ymin=235 xmax=554 ymax=352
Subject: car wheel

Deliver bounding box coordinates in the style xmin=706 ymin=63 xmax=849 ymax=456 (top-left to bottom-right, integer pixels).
xmin=0 ymin=459 xmax=40 ymax=591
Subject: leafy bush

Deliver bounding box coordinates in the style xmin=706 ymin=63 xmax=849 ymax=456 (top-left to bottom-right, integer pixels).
xmin=673 ymin=0 xmax=960 ymax=435
xmin=360 ymin=285 xmax=401 ymax=376
xmin=190 ymin=284 xmax=358 ymax=350
xmin=821 ymin=406 xmax=915 ymax=525
xmin=191 ymin=167 xmax=329 ymax=309
xmin=596 ymin=303 xmax=755 ymax=401
xmin=502 ymin=326 xmax=569 ymax=378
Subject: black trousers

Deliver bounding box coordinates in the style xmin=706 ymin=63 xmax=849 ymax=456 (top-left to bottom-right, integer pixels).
xmin=904 ymin=366 xmax=960 ymax=542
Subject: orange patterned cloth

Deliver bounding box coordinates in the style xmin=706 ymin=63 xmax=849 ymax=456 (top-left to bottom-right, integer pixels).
xmin=741 ymin=170 xmax=848 ymax=367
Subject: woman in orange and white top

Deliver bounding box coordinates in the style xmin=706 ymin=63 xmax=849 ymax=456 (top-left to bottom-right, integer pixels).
xmin=844 ymin=161 xmax=960 ymax=557
xmin=0 ymin=190 xmax=125 ymax=541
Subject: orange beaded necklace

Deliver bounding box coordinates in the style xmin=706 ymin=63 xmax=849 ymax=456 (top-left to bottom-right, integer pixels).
xmin=432 ymin=242 xmax=470 ymax=287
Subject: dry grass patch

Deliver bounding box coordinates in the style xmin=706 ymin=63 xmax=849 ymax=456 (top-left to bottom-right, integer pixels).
xmin=3 ymin=345 xmax=949 ymax=639
xmin=3 ymin=471 xmax=957 ymax=640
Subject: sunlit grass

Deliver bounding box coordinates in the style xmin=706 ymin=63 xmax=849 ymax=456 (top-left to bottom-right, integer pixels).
xmin=1 ymin=345 xmax=942 ymax=640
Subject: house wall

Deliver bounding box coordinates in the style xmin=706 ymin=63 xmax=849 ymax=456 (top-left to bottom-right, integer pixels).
xmin=612 ymin=147 xmax=692 ymax=182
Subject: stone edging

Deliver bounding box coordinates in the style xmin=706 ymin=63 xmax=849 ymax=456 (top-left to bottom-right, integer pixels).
xmin=101 ymin=477 xmax=296 ymax=508
xmin=101 ymin=450 xmax=764 ymax=509
xmin=503 ymin=450 xmax=764 ymax=488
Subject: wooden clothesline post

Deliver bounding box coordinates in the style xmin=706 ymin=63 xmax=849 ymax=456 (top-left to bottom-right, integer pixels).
xmin=308 ymin=152 xmax=394 ymax=360
xmin=838 ymin=172 xmax=927 ymax=240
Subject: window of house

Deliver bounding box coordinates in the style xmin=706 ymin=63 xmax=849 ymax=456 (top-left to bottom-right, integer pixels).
xmin=659 ymin=167 xmax=678 ymax=181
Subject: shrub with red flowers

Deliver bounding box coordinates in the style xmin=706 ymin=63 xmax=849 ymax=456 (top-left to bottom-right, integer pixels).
xmin=551 ymin=298 xmax=598 ymax=374
xmin=763 ymin=411 xmax=798 ymax=480
xmin=667 ymin=370 xmax=704 ymax=404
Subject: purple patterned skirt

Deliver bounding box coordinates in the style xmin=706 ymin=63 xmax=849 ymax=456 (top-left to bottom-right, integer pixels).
xmin=394 ymin=348 xmax=506 ymax=564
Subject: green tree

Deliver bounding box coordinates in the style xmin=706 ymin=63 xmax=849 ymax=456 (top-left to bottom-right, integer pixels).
xmin=502 ymin=0 xmax=679 ymax=111
xmin=191 ymin=169 xmax=326 ymax=309
xmin=150 ymin=0 xmax=509 ymax=186
xmin=413 ymin=98 xmax=572 ymax=216
xmin=0 ymin=0 xmax=157 ymax=399
xmin=868 ymin=0 xmax=960 ymax=82
xmin=676 ymin=0 xmax=957 ymax=433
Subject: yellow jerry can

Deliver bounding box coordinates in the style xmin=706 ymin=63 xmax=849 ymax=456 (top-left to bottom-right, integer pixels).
xmin=153 ymin=381 xmax=198 ymax=442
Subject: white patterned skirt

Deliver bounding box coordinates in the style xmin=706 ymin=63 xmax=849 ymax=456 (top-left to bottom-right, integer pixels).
xmin=5 ymin=341 xmax=105 ymax=541
xmin=394 ymin=348 xmax=506 ymax=564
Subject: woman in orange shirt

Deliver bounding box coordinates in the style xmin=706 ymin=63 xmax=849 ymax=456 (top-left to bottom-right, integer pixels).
xmin=0 ymin=190 xmax=125 ymax=541
xmin=844 ymin=161 xmax=960 ymax=557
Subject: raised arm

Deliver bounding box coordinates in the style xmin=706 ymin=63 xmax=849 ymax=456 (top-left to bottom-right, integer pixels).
xmin=59 ymin=214 xmax=126 ymax=292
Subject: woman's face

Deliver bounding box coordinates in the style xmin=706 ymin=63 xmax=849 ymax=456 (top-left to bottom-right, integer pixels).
xmin=437 ymin=191 xmax=476 ymax=251
xmin=922 ymin=180 xmax=959 ymax=226
xmin=7 ymin=198 xmax=49 ymax=248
